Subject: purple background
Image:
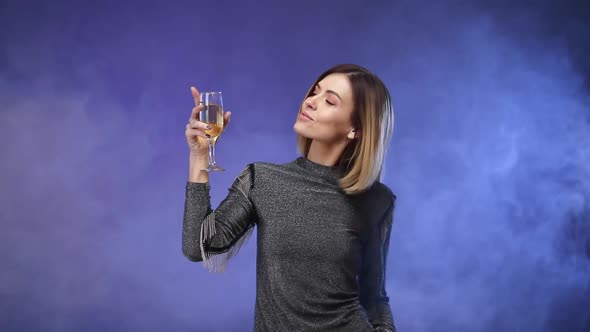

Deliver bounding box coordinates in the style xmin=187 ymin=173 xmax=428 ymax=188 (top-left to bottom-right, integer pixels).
xmin=1 ymin=0 xmax=589 ymax=331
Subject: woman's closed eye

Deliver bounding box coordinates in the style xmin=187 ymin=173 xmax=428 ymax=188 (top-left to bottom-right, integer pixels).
xmin=310 ymin=89 xmax=335 ymax=105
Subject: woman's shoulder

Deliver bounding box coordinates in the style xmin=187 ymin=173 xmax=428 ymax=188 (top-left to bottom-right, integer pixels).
xmin=348 ymin=180 xmax=395 ymax=217
xmin=369 ymin=181 xmax=396 ymax=207
xmin=236 ymin=159 xmax=295 ymax=182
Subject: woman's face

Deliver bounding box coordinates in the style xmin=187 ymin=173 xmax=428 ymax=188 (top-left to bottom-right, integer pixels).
xmin=293 ymin=73 xmax=356 ymax=143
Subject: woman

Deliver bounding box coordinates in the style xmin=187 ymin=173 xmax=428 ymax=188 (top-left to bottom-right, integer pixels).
xmin=183 ymin=64 xmax=397 ymax=332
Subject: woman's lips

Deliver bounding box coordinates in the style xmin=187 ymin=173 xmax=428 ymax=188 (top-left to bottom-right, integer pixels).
xmin=300 ymin=111 xmax=314 ymax=121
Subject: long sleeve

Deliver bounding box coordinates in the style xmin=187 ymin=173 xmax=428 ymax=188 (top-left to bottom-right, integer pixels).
xmin=359 ymin=199 xmax=397 ymax=332
xmin=182 ymin=164 xmax=257 ymax=272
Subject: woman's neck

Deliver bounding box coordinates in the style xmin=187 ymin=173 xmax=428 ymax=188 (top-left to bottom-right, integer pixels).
xmin=306 ymin=139 xmax=349 ymax=167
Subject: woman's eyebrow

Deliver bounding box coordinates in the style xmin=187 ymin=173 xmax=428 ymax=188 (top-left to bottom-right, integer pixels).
xmin=316 ymin=83 xmax=342 ymax=101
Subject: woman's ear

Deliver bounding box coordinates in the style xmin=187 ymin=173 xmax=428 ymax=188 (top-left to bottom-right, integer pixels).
xmin=347 ymin=128 xmax=359 ymax=140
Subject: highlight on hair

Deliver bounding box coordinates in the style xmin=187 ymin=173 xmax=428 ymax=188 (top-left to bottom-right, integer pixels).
xmin=296 ymin=64 xmax=394 ymax=194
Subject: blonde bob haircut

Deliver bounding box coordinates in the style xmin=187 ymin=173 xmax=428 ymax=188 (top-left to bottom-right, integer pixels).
xmin=297 ymin=64 xmax=394 ymax=194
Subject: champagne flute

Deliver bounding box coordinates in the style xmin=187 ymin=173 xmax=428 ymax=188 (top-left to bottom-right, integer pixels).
xmin=199 ymin=91 xmax=225 ymax=172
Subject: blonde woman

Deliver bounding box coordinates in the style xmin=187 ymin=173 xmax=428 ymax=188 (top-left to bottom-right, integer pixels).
xmin=183 ymin=64 xmax=397 ymax=332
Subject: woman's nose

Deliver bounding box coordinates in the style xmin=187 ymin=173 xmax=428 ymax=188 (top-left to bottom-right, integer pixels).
xmin=305 ymin=98 xmax=317 ymax=110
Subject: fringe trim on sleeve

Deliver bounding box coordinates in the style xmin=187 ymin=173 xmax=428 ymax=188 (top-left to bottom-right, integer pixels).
xmin=199 ymin=167 xmax=255 ymax=273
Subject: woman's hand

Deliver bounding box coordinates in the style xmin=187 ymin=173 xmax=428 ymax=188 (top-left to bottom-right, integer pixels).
xmin=185 ymin=86 xmax=231 ymax=157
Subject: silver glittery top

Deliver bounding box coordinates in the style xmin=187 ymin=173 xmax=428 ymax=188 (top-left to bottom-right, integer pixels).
xmin=182 ymin=157 xmax=397 ymax=332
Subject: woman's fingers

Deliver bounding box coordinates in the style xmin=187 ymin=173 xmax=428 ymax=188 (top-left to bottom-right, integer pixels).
xmin=190 ymin=86 xmax=201 ymax=107
xmin=185 ymin=126 xmax=208 ymax=138
xmin=189 ymin=105 xmax=205 ymax=122
xmin=224 ymin=111 xmax=231 ymax=127
xmin=188 ymin=119 xmax=211 ymax=130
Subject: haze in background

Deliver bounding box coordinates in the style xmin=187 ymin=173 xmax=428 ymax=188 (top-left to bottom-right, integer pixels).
xmin=1 ymin=1 xmax=588 ymax=331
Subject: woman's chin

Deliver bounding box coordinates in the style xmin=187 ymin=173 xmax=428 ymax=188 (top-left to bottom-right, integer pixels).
xmin=293 ymin=120 xmax=310 ymax=132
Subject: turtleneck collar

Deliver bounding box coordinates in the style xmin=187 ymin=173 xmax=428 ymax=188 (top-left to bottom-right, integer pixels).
xmin=294 ymin=156 xmax=344 ymax=184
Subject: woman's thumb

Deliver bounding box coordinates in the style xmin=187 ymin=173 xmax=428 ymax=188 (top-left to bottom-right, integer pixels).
xmin=224 ymin=111 xmax=231 ymax=126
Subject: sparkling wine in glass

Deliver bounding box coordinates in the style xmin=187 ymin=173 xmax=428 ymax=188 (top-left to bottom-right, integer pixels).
xmin=199 ymin=91 xmax=225 ymax=172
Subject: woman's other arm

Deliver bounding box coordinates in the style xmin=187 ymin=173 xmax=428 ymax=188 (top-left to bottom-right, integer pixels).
xmin=359 ymin=195 xmax=397 ymax=332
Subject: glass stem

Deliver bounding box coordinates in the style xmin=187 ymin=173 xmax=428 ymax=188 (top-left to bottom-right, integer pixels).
xmin=207 ymin=136 xmax=216 ymax=167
